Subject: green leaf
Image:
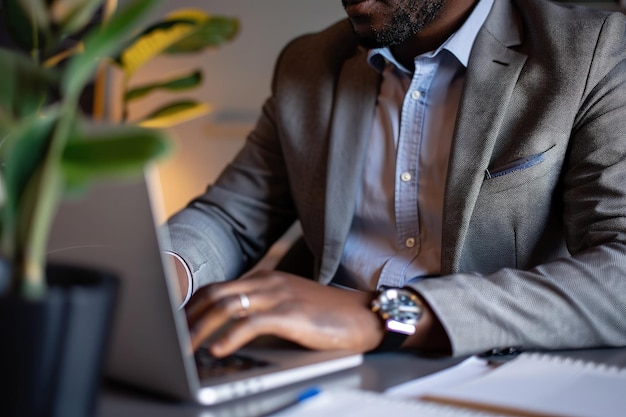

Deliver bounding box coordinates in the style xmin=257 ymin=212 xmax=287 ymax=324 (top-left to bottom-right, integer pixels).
xmin=124 ymin=70 xmax=202 ymax=102
xmin=61 ymin=123 xmax=171 ymax=190
xmin=0 ymin=48 xmax=58 ymax=120
xmin=138 ymin=100 xmax=211 ymax=128
xmin=3 ymin=0 xmax=49 ymax=51
xmin=1 ymin=111 xmax=59 ymax=228
xmin=62 ymin=0 xmax=163 ymax=98
xmin=52 ymin=0 xmax=105 ymax=37
xmin=164 ymin=16 xmax=239 ymax=54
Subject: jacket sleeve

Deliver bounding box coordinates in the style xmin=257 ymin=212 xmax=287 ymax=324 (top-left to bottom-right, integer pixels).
xmin=165 ymin=95 xmax=298 ymax=290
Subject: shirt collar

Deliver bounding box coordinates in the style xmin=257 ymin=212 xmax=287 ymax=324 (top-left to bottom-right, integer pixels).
xmin=367 ymin=0 xmax=494 ymax=73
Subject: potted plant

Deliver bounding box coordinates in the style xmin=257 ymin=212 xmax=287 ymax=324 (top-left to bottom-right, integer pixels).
xmin=0 ymin=1 xmax=238 ymax=416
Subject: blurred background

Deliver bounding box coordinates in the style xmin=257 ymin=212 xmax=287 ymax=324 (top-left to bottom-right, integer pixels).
xmin=115 ymin=0 xmax=345 ymax=217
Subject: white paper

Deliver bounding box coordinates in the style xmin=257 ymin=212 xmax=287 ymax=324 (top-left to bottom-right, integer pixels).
xmin=385 ymin=355 xmax=493 ymax=399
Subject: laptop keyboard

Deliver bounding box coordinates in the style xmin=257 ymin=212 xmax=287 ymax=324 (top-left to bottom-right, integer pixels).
xmin=195 ymin=347 xmax=272 ymax=379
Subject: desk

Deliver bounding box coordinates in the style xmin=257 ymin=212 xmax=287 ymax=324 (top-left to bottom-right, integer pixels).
xmin=96 ymin=347 xmax=626 ymax=417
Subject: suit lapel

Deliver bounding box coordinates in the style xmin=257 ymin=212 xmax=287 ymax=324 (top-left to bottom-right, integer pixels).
xmin=318 ymin=49 xmax=380 ymax=284
xmin=441 ymin=0 xmax=527 ymax=274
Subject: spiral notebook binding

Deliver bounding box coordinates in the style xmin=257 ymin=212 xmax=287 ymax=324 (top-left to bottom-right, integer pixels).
xmin=524 ymin=352 xmax=626 ymax=376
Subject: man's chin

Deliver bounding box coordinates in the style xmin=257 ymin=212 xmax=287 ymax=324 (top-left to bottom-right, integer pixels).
xmin=349 ymin=21 xmax=404 ymax=49
xmin=354 ymin=34 xmax=385 ymax=49
xmin=350 ymin=25 xmax=389 ymax=49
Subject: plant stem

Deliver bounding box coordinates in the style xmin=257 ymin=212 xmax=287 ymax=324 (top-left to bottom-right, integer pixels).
xmin=19 ymin=99 xmax=78 ymax=299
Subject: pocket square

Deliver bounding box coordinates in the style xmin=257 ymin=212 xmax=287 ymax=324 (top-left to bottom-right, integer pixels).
xmin=485 ymin=152 xmax=545 ymax=180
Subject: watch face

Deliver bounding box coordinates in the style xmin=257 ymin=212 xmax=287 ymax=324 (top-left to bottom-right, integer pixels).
xmin=374 ymin=288 xmax=422 ymax=325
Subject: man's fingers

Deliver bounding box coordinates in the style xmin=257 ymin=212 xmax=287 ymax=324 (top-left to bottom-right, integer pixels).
xmin=187 ymin=286 xmax=254 ymax=327
xmin=190 ymin=293 xmax=241 ymax=351
xmin=189 ymin=285 xmax=288 ymax=350
xmin=208 ymin=312 xmax=306 ymax=357
xmin=187 ymin=282 xmax=247 ymax=324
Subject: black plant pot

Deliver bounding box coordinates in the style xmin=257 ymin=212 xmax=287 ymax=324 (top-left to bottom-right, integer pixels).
xmin=0 ymin=263 xmax=118 ymax=417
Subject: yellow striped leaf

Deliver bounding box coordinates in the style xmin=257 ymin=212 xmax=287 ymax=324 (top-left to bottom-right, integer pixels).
xmin=138 ymin=100 xmax=211 ymax=128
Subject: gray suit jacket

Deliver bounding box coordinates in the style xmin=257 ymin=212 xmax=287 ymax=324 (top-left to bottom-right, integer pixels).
xmin=168 ymin=0 xmax=626 ymax=355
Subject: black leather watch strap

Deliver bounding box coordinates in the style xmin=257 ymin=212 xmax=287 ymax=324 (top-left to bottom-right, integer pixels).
xmin=371 ymin=330 xmax=409 ymax=352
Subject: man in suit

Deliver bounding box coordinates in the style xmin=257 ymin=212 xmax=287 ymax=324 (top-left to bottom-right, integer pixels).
xmin=166 ymin=0 xmax=626 ymax=357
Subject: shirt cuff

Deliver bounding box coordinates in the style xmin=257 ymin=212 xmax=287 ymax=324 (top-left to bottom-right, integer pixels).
xmin=163 ymin=250 xmax=194 ymax=309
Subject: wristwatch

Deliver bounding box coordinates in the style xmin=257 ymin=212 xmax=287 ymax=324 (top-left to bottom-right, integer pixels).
xmin=370 ymin=286 xmax=423 ymax=351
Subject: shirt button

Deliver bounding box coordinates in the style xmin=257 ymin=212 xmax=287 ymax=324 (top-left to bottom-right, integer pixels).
xmin=405 ymin=238 xmax=416 ymax=248
xmin=400 ymin=172 xmax=412 ymax=182
xmin=411 ymin=90 xmax=422 ymax=100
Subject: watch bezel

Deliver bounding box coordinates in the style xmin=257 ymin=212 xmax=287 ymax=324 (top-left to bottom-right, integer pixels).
xmin=371 ymin=287 xmax=422 ymax=335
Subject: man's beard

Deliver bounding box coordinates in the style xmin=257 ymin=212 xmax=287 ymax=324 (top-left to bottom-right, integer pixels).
xmin=353 ymin=1 xmax=444 ymax=49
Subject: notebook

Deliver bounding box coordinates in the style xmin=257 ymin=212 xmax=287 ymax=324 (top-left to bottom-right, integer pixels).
xmin=420 ymin=352 xmax=626 ymax=417
xmin=46 ymin=167 xmax=362 ymax=405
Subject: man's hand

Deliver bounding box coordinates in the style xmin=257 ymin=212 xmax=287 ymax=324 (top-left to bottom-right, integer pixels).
xmin=185 ymin=270 xmax=384 ymax=356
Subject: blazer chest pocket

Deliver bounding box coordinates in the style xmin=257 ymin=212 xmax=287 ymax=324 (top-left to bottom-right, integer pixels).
xmin=482 ymin=145 xmax=558 ymax=194
xmin=485 ymin=152 xmax=545 ymax=179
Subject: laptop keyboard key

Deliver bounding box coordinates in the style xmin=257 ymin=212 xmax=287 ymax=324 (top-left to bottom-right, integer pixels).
xmin=195 ymin=347 xmax=271 ymax=379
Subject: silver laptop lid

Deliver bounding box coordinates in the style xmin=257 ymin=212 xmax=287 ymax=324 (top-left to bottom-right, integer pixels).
xmin=48 ymin=168 xmax=200 ymax=401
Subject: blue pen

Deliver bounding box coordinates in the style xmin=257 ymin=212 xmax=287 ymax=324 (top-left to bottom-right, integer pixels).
xmin=259 ymin=386 xmax=322 ymax=416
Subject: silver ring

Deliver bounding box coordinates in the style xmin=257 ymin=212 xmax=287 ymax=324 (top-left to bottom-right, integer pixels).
xmin=238 ymin=293 xmax=250 ymax=314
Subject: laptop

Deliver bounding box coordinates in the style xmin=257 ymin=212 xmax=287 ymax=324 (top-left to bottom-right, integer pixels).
xmin=47 ymin=167 xmax=363 ymax=405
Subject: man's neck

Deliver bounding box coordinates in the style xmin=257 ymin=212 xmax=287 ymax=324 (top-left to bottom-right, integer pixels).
xmin=390 ymin=0 xmax=478 ymax=71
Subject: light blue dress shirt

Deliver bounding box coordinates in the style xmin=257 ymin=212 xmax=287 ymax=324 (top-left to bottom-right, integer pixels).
xmin=335 ymin=0 xmax=494 ymax=290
